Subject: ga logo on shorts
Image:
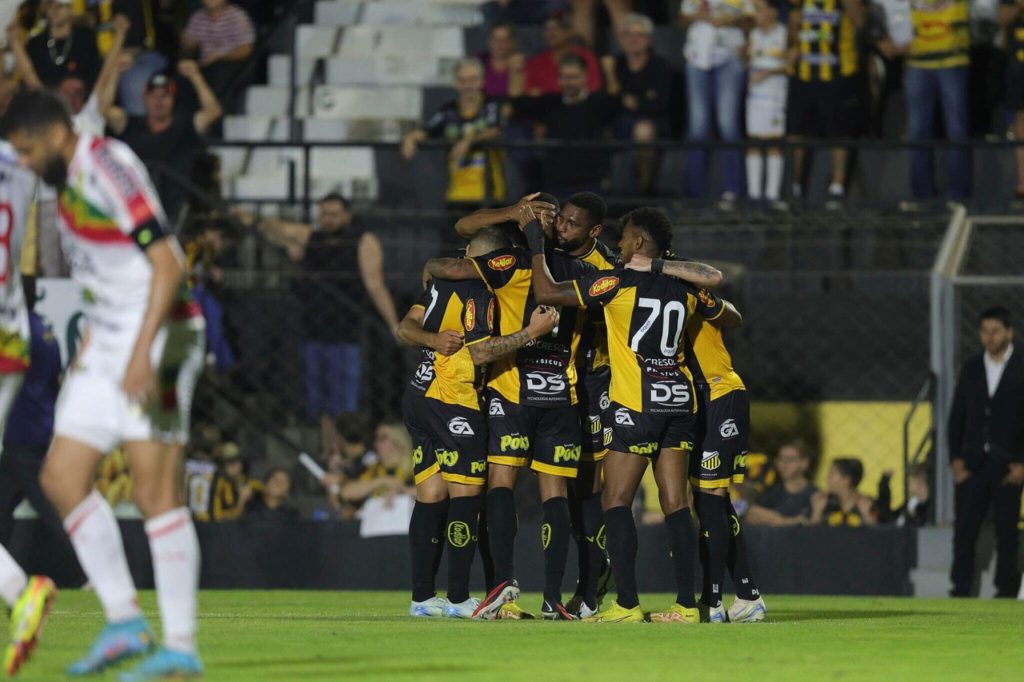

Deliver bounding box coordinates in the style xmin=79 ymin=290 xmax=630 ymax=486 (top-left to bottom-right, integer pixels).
xmin=448 ymin=416 xmax=475 ymax=436
xmin=701 ymin=451 xmax=721 ymax=470
xmin=614 ymin=408 xmax=634 ymax=426
xmin=599 ymin=391 xmax=610 ymax=411
xmin=719 ymin=419 xmax=739 ymax=439
xmin=588 ymin=276 xmax=619 ymax=298
xmin=489 ymin=398 xmax=505 ymax=416
xmin=488 ymin=254 xmax=515 ymax=271
xmin=463 ymin=299 xmax=476 ymax=331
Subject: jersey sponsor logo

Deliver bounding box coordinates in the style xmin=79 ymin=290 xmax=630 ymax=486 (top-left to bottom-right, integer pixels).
xmin=486 ymin=297 xmax=495 ymax=331
xmin=650 ymin=383 xmax=691 ymax=406
xmin=701 ymin=451 xmax=721 ymax=471
xmin=489 ymin=397 xmax=505 ymax=416
xmin=487 ymin=254 xmax=515 ymax=271
xmin=448 ymin=416 xmax=475 ymax=436
xmin=500 ymin=433 xmax=530 ymax=452
xmin=464 ymin=299 xmax=476 ymax=331
xmin=719 ymin=419 xmax=739 ymax=439
xmin=588 ymin=276 xmax=619 ymax=298
xmin=524 ymin=371 xmax=566 ymax=396
xmin=628 ymin=442 xmax=658 ymax=455
xmin=614 ymin=408 xmax=634 ymax=426
xmin=553 ymin=445 xmax=581 ymax=464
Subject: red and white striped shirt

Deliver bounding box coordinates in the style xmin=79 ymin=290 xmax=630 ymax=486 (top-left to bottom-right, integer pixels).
xmin=183 ymin=4 xmax=255 ymax=64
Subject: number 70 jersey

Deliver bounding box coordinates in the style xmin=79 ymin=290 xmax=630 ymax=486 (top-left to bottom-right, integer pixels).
xmin=573 ymin=268 xmax=724 ymax=414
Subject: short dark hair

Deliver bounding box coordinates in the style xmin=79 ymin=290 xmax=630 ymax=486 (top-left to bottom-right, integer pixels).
xmin=566 ymin=192 xmax=606 ymax=227
xmin=264 ymin=467 xmax=292 ymax=486
xmin=470 ymin=225 xmax=510 ymax=254
xmin=319 ymin=192 xmax=349 ymax=209
xmin=0 ymin=88 xmax=72 ymax=137
xmin=489 ymin=20 xmax=517 ymax=41
xmin=558 ymin=53 xmax=587 ymax=71
xmin=621 ymin=206 xmax=673 ymax=256
xmin=536 ymin=192 xmax=560 ymax=211
xmin=979 ymin=306 xmax=1011 ymax=329
xmin=831 ymin=457 xmax=864 ymax=488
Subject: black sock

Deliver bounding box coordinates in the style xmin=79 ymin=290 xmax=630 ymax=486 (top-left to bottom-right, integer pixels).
xmin=664 ymin=508 xmax=698 ymax=608
xmin=580 ymin=492 xmax=605 ymax=608
xmin=486 ymin=487 xmax=517 ymax=585
xmin=542 ymin=497 xmax=571 ymax=606
xmin=409 ymin=499 xmax=449 ymax=602
xmin=446 ymin=495 xmax=483 ymax=604
xmin=696 ymin=493 xmax=729 ymax=607
xmin=727 ymin=504 xmax=760 ymax=600
xmin=603 ymin=505 xmax=639 ymax=609
xmin=477 ymin=505 xmax=495 ymax=592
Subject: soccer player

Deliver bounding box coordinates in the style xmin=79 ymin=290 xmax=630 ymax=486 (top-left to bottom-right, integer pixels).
xmin=2 ymin=89 xmax=205 ymax=678
xmin=398 ymin=227 xmax=559 ymax=619
xmin=423 ymin=207 xmax=591 ymax=620
xmin=0 ymin=138 xmax=58 ymax=676
xmin=529 ymin=206 xmax=740 ymax=623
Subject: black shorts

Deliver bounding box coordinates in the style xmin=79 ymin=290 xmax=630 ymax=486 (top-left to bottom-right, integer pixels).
xmin=690 ymin=388 xmax=750 ymax=491
xmin=486 ymin=391 xmax=581 ymax=478
xmin=1007 ymin=64 xmax=1024 ymax=112
xmin=576 ymin=366 xmax=612 ymax=460
xmin=402 ymin=390 xmax=488 ymax=486
xmin=606 ymin=402 xmax=696 ymax=458
xmin=787 ymin=76 xmax=862 ymax=138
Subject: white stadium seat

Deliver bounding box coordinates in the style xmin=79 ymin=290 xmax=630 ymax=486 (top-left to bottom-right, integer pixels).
xmin=310 ymin=85 xmax=421 ymax=119
xmin=268 ymin=55 xmax=317 ymax=87
xmin=325 ymin=56 xmax=443 ymax=86
xmin=295 ymin=25 xmax=340 ymax=58
xmin=314 ymin=0 xmax=361 ymax=25
xmin=244 ymin=87 xmax=291 ymax=117
xmin=337 ymin=25 xmax=463 ymax=59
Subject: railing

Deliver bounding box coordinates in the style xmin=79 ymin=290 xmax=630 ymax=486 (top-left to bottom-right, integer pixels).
xmin=903 ymin=372 xmax=936 ymax=521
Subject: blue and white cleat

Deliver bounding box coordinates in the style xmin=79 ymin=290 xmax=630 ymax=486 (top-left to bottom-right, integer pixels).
xmin=727 ymin=596 xmax=767 ymax=623
xmin=443 ymin=598 xmax=481 ymax=619
xmin=706 ymin=603 xmax=728 ymax=623
xmin=118 ymin=647 xmax=203 ymax=681
xmin=66 ymin=617 xmax=154 ymax=676
xmin=409 ymin=596 xmax=448 ymax=618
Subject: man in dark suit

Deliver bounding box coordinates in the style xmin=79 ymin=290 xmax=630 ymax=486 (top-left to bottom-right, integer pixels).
xmin=949 ymin=306 xmax=1024 ymax=597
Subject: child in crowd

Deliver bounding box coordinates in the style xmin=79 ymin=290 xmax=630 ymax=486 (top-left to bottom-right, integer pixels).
xmin=745 ymin=0 xmax=788 ymax=206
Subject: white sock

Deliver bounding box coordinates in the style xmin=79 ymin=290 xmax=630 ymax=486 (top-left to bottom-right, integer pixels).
xmin=0 ymin=544 xmax=27 ymax=608
xmin=746 ymin=152 xmax=764 ymax=199
xmin=828 ymin=182 xmax=844 ymax=197
xmin=766 ymin=154 xmax=784 ymax=201
xmin=146 ymin=508 xmax=200 ymax=655
xmin=65 ymin=491 xmax=142 ymax=623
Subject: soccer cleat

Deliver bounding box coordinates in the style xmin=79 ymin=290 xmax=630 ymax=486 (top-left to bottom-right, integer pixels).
xmin=443 ymin=598 xmax=480 ymax=619
xmin=650 ymin=603 xmax=701 ymax=624
xmin=541 ymin=601 xmax=577 ymax=621
xmin=706 ymin=603 xmax=728 ymax=623
xmin=409 ymin=596 xmax=448 ymax=618
xmin=728 ymin=596 xmax=767 ymax=623
xmin=118 ymin=647 xmax=203 ymax=681
xmin=66 ymin=617 xmax=154 ymax=676
xmin=582 ymin=601 xmax=643 ymax=623
xmin=4 ymin=575 xmax=56 ymax=676
xmin=595 ymin=558 xmax=614 ymax=607
xmin=471 ymin=579 xmax=521 ymax=620
xmin=496 ymin=601 xmax=535 ymax=620
xmin=565 ymin=595 xmax=598 ymax=620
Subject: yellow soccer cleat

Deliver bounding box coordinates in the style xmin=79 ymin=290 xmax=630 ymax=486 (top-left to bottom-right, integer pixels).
xmin=497 ymin=601 xmax=536 ymax=620
xmin=582 ymin=601 xmax=644 ymax=623
xmin=5 ymin=575 xmax=57 ymax=676
xmin=650 ymin=603 xmax=700 ymax=624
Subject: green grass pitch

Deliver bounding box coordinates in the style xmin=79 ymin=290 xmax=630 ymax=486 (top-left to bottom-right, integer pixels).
xmin=17 ymin=590 xmax=1023 ymax=680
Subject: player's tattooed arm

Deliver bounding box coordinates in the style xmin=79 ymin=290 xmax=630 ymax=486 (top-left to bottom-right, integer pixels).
xmin=396 ymin=306 xmax=464 ymax=356
xmin=468 ymin=306 xmax=559 ymax=365
xmin=625 ymin=255 xmax=723 ymax=288
xmin=422 ymin=257 xmax=482 ymax=284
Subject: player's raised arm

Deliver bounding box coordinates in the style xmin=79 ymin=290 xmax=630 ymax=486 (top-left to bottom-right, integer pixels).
xmin=523 ymin=220 xmax=582 ymax=307
xmin=422 ymin=257 xmax=482 ymax=284
xmin=453 ymin=192 xmax=556 ymax=239
xmin=711 ymin=300 xmax=743 ymax=329
xmin=396 ymin=305 xmax=464 ymax=356
xmin=625 ymin=254 xmax=723 ymax=288
xmin=467 ymin=306 xmax=558 ymax=366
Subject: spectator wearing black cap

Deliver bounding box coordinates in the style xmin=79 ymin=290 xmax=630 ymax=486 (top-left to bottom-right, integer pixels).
xmin=105 ymin=61 xmax=223 ymax=224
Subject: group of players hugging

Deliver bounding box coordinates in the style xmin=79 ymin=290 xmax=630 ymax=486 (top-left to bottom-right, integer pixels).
xmin=398 ymin=190 xmax=767 ymax=624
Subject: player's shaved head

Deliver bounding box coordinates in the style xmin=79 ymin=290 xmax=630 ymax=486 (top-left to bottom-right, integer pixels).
xmin=467 ymin=226 xmax=509 ymax=257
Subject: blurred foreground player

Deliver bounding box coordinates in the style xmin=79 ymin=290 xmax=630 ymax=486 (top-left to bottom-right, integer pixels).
xmin=2 ymin=90 xmax=205 ymax=679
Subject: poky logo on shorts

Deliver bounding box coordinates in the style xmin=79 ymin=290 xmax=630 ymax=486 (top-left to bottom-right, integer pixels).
xmin=614 ymin=408 xmax=634 ymax=426
xmin=489 ymin=398 xmax=504 ymax=416
xmin=448 ymin=416 xmax=475 ymax=436
xmin=719 ymin=419 xmax=739 ymax=439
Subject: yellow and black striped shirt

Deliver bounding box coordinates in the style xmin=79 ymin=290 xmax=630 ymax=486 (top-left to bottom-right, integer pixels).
xmin=575 ymin=239 xmax=618 ymax=373
xmin=792 ymin=0 xmax=860 ymax=81
xmin=908 ymin=0 xmax=969 ymax=69
xmin=685 ymin=319 xmax=746 ymax=401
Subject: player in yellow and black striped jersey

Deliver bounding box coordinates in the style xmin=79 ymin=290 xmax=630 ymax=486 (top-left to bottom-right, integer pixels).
xmin=397 ymin=227 xmax=558 ymax=619
xmin=530 ymin=206 xmax=741 ymax=623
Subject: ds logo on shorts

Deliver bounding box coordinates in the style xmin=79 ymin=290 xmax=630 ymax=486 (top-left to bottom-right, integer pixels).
xmin=525 ymin=372 xmax=566 ymax=396
xmin=701 ymin=451 xmax=721 ymax=471
xmin=719 ymin=419 xmax=739 ymax=439
xmin=650 ymin=383 xmax=690 ymax=405
xmin=614 ymin=408 xmax=634 ymax=426
xmin=413 ymin=363 xmax=434 ymax=385
xmin=500 ymin=434 xmax=530 ymax=452
xmin=448 ymin=417 xmax=475 ymax=436
xmin=489 ymin=398 xmax=504 ymax=416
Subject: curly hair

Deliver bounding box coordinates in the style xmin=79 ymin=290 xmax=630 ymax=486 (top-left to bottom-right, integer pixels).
xmin=621 ymin=206 xmax=674 ymax=257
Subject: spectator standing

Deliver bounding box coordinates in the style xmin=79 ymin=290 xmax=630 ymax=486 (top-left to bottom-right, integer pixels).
xmin=254 ymin=195 xmax=400 ymax=459
xmin=745 ymin=441 xmax=817 ymax=525
xmin=209 ymin=443 xmax=256 ymax=521
xmin=1000 ymin=0 xmax=1024 ymax=200
xmin=745 ymin=0 xmax=788 ymax=206
xmin=810 ymin=458 xmax=876 ymax=527
xmin=105 ymin=61 xmax=223 ymax=225
xmin=948 ymin=306 xmax=1024 ymax=598
xmin=480 ymin=22 xmax=524 ymax=100
xmin=788 ymin=0 xmax=867 ymax=204
xmin=181 ymin=0 xmax=255 ymax=96
xmin=680 ymin=0 xmax=753 ymax=205
xmin=402 ymin=58 xmax=506 ymax=209
xmin=17 ymin=0 xmax=100 ymax=89
xmin=524 ymin=12 xmax=604 ymax=95
xmin=603 ymin=12 xmax=674 ymax=195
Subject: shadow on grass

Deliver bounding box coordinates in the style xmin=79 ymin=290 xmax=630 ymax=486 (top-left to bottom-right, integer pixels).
xmin=768 ymin=609 xmax=935 ymax=622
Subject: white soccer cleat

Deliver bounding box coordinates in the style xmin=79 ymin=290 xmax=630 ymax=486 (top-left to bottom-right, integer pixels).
xmin=727 ymin=596 xmax=767 ymax=623
xmin=443 ymin=598 xmax=481 ymax=619
xmin=409 ymin=596 xmax=449 ymax=618
xmin=707 ymin=603 xmax=728 ymax=623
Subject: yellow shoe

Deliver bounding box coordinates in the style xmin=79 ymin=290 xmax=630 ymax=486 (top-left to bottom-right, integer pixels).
xmin=582 ymin=601 xmax=644 ymax=623
xmin=4 ymin=575 xmax=57 ymax=676
xmin=497 ymin=601 xmax=535 ymax=620
xmin=650 ymin=603 xmax=700 ymax=624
